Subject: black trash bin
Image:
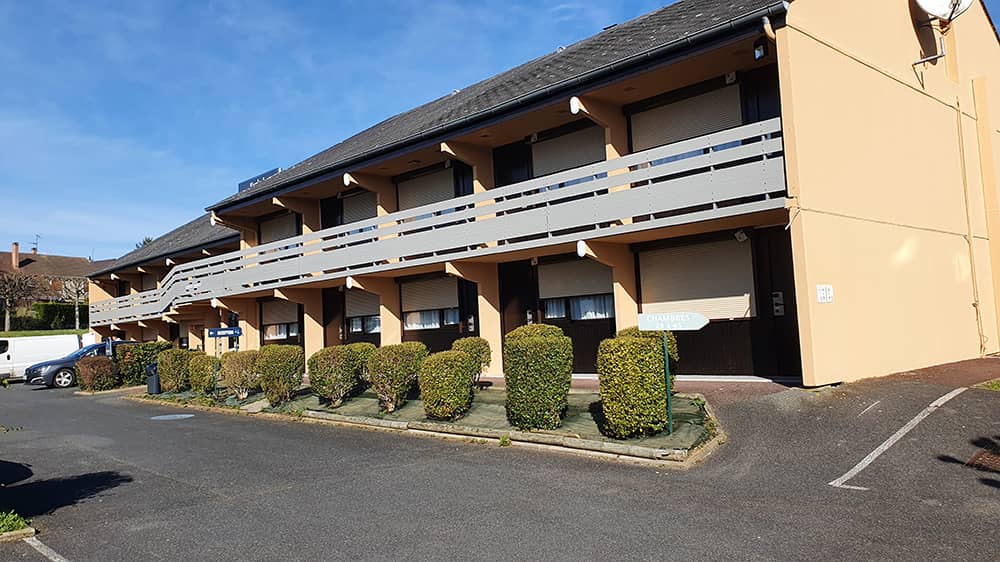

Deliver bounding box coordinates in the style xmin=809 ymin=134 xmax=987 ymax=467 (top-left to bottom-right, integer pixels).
xmin=146 ymin=363 xmax=161 ymax=395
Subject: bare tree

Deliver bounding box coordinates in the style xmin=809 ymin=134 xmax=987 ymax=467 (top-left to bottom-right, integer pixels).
xmin=59 ymin=277 xmax=89 ymax=330
xmin=0 ymin=273 xmax=40 ymax=332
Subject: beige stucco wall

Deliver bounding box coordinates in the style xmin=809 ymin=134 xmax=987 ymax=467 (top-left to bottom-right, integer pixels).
xmin=780 ymin=0 xmax=1000 ymax=385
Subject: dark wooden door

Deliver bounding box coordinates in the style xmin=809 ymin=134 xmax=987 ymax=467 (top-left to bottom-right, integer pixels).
xmin=498 ymin=260 xmax=537 ymax=337
xmin=750 ymin=227 xmax=802 ymax=377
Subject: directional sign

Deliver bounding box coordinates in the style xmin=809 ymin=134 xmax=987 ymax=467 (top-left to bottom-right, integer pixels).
xmin=207 ymin=327 xmax=242 ymax=338
xmin=637 ymin=312 xmax=709 ymax=332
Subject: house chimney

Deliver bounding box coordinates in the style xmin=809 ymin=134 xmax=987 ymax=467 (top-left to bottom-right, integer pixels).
xmin=11 ymin=242 xmax=19 ymax=271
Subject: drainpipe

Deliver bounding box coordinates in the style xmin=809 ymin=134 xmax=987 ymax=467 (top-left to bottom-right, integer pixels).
xmin=955 ymin=97 xmax=987 ymax=356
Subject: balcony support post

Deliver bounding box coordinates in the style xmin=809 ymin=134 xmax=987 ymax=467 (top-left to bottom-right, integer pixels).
xmin=216 ymin=297 xmax=260 ymax=351
xmin=275 ymin=288 xmax=325 ymax=368
xmin=212 ymin=212 xmax=259 ymax=250
xmin=347 ymin=276 xmax=402 ymax=346
xmin=272 ymin=196 xmax=322 ymax=234
xmin=570 ymin=95 xmax=631 ymax=224
xmin=445 ymin=261 xmax=503 ymax=375
xmin=343 ymin=172 xmax=397 ymax=216
xmin=578 ymin=241 xmax=639 ymax=332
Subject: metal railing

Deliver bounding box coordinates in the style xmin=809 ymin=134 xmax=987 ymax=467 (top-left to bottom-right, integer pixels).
xmin=91 ymin=118 xmax=786 ymax=326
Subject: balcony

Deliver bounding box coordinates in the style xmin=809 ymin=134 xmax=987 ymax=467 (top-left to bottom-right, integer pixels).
xmin=91 ymin=118 xmax=786 ymax=326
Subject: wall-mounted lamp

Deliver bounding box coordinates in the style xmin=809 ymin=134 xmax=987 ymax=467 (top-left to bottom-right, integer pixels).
xmin=753 ymin=37 xmax=768 ymax=61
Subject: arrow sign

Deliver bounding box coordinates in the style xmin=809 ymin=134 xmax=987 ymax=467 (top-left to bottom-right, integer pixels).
xmin=207 ymin=327 xmax=242 ymax=338
xmin=637 ymin=312 xmax=709 ymax=332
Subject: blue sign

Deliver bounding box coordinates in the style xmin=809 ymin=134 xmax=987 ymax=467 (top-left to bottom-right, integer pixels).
xmin=207 ymin=327 xmax=242 ymax=338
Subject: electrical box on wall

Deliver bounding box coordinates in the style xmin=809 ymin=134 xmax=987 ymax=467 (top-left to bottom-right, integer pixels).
xmin=816 ymin=284 xmax=834 ymax=304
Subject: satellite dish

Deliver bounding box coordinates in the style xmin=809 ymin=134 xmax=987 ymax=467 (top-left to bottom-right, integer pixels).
xmin=915 ymin=0 xmax=973 ymax=22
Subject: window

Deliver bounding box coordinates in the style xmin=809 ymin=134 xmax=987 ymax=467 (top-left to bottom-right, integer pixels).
xmin=349 ymin=317 xmax=363 ymax=333
xmin=404 ymin=310 xmax=441 ymax=331
xmin=570 ymin=294 xmax=615 ymax=321
xmin=0 ymin=341 xmax=7 ymax=354
xmin=263 ymin=322 xmax=300 ymax=341
xmin=542 ymin=299 xmax=566 ymax=320
xmin=348 ymin=315 xmax=380 ymax=334
xmin=364 ymin=316 xmax=381 ymax=334
xmin=442 ymin=308 xmax=460 ymax=326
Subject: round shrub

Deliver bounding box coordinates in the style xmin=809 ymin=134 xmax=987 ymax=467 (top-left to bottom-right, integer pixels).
xmin=221 ymin=350 xmax=260 ymax=400
xmin=189 ymin=354 xmax=221 ymax=395
xmin=506 ymin=323 xmax=564 ymax=342
xmin=115 ymin=342 xmax=173 ymax=386
xmin=419 ymin=350 xmax=477 ymax=420
xmin=157 ymin=349 xmax=194 ymax=392
xmin=77 ymin=356 xmax=118 ymax=391
xmin=451 ymin=337 xmax=491 ymax=374
xmin=503 ymin=325 xmax=573 ymax=430
xmin=257 ymin=344 xmax=305 ymax=406
xmin=615 ymin=326 xmax=679 ymax=375
xmin=597 ymin=336 xmax=670 ymax=439
xmin=367 ymin=342 xmax=428 ymax=412
xmin=308 ymin=342 xmax=375 ymax=407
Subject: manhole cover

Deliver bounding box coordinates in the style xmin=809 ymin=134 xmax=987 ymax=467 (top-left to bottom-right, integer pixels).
xmin=150 ymin=414 xmax=195 ymax=421
xmin=967 ymin=449 xmax=1000 ymax=472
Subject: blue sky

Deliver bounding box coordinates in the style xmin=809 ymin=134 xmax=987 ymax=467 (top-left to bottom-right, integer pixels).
xmin=1 ymin=0 xmax=998 ymax=260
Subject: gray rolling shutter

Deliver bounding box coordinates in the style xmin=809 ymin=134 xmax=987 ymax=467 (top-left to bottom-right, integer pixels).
xmin=630 ymin=85 xmax=742 ymax=151
xmin=401 ymin=276 xmax=458 ymax=312
xmin=639 ymin=239 xmax=756 ymax=320
xmin=261 ymin=300 xmax=299 ymax=324
xmin=397 ymin=168 xmax=454 ymax=211
xmin=345 ymin=289 xmax=380 ymax=317
xmin=537 ymin=260 xmax=612 ymax=299
xmin=342 ymin=191 xmax=378 ymax=224
xmin=531 ymin=125 xmax=606 ymax=177
xmin=259 ymin=213 xmax=298 ymax=244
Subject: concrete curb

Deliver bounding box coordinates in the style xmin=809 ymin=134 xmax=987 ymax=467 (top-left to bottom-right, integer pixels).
xmin=74 ymin=385 xmax=146 ymax=397
xmin=123 ymin=393 xmax=721 ymax=467
xmin=0 ymin=527 xmax=36 ymax=543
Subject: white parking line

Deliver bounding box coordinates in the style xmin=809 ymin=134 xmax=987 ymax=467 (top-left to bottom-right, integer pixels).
xmin=829 ymin=387 xmax=967 ymax=491
xmin=23 ymin=537 xmax=70 ymax=562
xmin=857 ymin=400 xmax=881 ymax=417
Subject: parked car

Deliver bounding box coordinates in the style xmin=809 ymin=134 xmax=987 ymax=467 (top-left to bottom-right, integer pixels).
xmin=25 ymin=340 xmax=138 ymax=388
xmin=0 ymin=334 xmax=84 ymax=382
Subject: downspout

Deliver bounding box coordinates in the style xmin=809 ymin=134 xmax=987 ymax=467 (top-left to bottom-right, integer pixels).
xmin=956 ymin=97 xmax=987 ymax=355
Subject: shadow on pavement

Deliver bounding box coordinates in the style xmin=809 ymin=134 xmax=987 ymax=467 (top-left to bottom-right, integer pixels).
xmin=937 ymin=435 xmax=1000 ymax=490
xmin=0 ymin=470 xmax=133 ymax=517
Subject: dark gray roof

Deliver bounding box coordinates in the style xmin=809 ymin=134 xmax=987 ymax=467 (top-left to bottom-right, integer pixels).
xmin=208 ymin=0 xmax=785 ymax=211
xmin=90 ymin=214 xmax=238 ymax=277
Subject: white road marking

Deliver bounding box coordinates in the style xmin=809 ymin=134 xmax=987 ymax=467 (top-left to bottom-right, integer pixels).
xmin=829 ymin=387 xmax=967 ymax=491
xmin=857 ymin=400 xmax=881 ymax=417
xmin=23 ymin=537 xmax=71 ymax=562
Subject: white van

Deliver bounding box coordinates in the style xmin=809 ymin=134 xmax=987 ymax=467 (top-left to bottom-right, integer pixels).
xmin=0 ymin=334 xmax=83 ymax=381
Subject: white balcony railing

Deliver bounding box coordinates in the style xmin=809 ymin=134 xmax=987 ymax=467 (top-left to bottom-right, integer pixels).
xmin=91 ymin=118 xmax=786 ymax=326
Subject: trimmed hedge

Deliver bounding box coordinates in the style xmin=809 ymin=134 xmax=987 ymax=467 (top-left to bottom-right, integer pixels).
xmin=189 ymin=354 xmax=221 ymax=395
xmin=367 ymin=342 xmax=428 ymax=413
xmin=31 ymin=302 xmax=88 ymax=330
xmin=503 ymin=324 xmax=573 ymax=430
xmin=221 ymin=350 xmax=260 ymax=400
xmin=451 ymin=337 xmax=491 ymax=374
xmin=157 ymin=349 xmax=193 ymax=392
xmin=597 ymin=336 xmax=669 ymax=439
xmin=257 ymin=345 xmax=305 ymax=406
xmin=77 ymin=356 xmax=118 ymax=391
xmin=308 ymin=342 xmax=375 ymax=407
xmin=419 ymin=350 xmax=477 ymax=420
xmin=116 ymin=342 xmax=172 ymax=386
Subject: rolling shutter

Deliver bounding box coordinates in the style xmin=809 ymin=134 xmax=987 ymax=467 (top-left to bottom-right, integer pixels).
xmin=259 ymin=213 xmax=298 ymax=244
xmin=630 ymin=85 xmax=742 ymax=151
xmin=141 ymin=274 xmax=157 ymax=291
xmin=342 ymin=191 xmax=378 ymax=224
xmin=401 ymin=276 xmax=457 ymax=312
xmin=538 ymin=259 xmax=612 ymax=299
xmin=397 ymin=168 xmax=454 ymax=211
xmin=345 ymin=289 xmax=380 ymax=317
xmin=261 ymin=300 xmax=299 ymax=324
xmin=531 ymin=125 xmax=606 ymax=177
xmin=639 ymin=239 xmax=756 ymax=320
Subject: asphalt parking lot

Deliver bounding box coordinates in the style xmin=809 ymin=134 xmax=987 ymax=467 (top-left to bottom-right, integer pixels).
xmin=1 ymin=360 xmax=998 ymax=561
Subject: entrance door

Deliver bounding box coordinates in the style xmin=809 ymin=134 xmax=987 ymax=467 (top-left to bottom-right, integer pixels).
xmin=750 ymin=227 xmax=802 ymax=377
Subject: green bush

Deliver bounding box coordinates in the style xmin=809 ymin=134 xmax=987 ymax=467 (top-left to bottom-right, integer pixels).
xmin=597 ymin=336 xmax=670 ymax=439
xmin=157 ymin=349 xmax=193 ymax=392
xmin=451 ymin=337 xmax=491 ymax=374
xmin=367 ymin=342 xmax=428 ymax=412
xmin=77 ymin=356 xmax=119 ymax=391
xmin=503 ymin=324 xmax=573 ymax=430
xmin=221 ymin=350 xmax=260 ymax=400
xmin=30 ymin=302 xmax=88 ymax=330
xmin=308 ymin=342 xmax=375 ymax=407
xmin=419 ymin=350 xmax=477 ymax=420
xmin=0 ymin=510 xmax=29 ymax=533
xmin=257 ymin=345 xmax=305 ymax=406
xmin=189 ymin=354 xmax=221 ymax=395
xmin=116 ymin=342 xmax=173 ymax=386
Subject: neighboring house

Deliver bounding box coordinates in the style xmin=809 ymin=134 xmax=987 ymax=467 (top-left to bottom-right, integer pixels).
xmin=88 ymin=214 xmax=239 ymax=349
xmin=88 ymin=0 xmax=1000 ymax=387
xmin=0 ymin=242 xmax=112 ymax=318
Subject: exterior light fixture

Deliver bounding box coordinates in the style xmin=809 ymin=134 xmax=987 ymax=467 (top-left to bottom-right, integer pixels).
xmin=753 ymin=37 xmax=768 ymax=61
